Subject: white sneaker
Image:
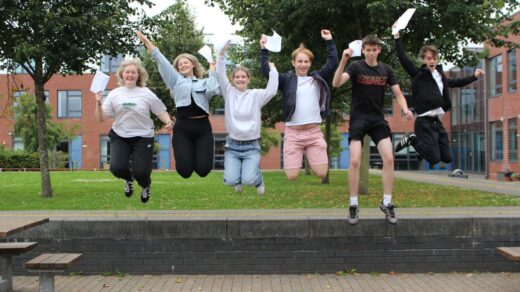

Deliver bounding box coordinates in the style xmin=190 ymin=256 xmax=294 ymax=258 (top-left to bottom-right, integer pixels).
xmin=234 ymin=184 xmax=243 ymax=193
xmin=256 ymin=183 xmax=265 ymax=196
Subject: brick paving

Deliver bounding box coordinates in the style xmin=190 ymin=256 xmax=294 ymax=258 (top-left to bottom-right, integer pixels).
xmin=11 ymin=272 xmax=520 ymax=291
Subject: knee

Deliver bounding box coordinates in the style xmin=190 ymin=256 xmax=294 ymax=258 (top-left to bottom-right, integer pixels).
xmin=241 ymin=174 xmax=260 ymax=186
xmin=314 ymin=169 xmax=328 ymax=179
xmin=177 ymin=167 xmax=193 ymax=179
xmin=286 ymin=172 xmax=299 ymax=181
xmin=110 ymin=164 xmax=127 ymax=178
xmin=195 ymin=168 xmax=211 ymax=178
xmin=349 ymin=159 xmax=360 ymax=170
xmin=382 ymin=156 xmax=394 ymax=168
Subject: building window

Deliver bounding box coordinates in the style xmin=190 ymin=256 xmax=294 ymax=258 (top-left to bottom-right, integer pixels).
xmin=509 ymin=119 xmax=518 ymax=162
xmin=100 ymin=135 xmax=110 ymax=169
xmin=508 ymin=49 xmax=517 ymax=93
xmin=489 ymin=55 xmax=502 ymax=97
xmin=213 ymin=134 xmax=226 ymax=170
xmin=490 ymin=121 xmax=503 ymax=161
xmin=57 ymin=90 xmax=82 ymax=118
xmin=101 ymin=54 xmax=124 ymax=73
xmin=12 ymin=137 xmax=24 ymax=151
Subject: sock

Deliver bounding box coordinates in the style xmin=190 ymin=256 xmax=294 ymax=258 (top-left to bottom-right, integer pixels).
xmin=383 ymin=194 xmax=392 ymax=206
xmin=350 ymin=196 xmax=358 ymax=206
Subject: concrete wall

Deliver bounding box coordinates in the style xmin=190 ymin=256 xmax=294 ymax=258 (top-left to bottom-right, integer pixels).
xmin=4 ymin=217 xmax=520 ymax=274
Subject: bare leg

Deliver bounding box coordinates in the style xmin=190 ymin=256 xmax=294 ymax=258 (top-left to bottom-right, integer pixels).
xmin=377 ymin=137 xmax=394 ymax=195
xmin=348 ymin=140 xmax=362 ymax=197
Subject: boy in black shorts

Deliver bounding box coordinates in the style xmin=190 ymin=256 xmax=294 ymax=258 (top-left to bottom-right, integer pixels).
xmin=332 ymin=34 xmax=413 ymax=225
xmin=393 ymin=28 xmax=485 ymax=164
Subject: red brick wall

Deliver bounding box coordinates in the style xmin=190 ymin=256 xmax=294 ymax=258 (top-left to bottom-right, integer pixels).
xmin=485 ymin=12 xmax=520 ymax=178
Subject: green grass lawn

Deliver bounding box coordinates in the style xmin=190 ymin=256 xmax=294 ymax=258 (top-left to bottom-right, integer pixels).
xmin=0 ymin=170 xmax=518 ymax=210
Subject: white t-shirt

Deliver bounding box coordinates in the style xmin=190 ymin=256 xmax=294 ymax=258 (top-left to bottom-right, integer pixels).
xmin=102 ymin=86 xmax=167 ymax=138
xmin=286 ymin=76 xmax=322 ymax=126
xmin=432 ymin=70 xmax=444 ymax=93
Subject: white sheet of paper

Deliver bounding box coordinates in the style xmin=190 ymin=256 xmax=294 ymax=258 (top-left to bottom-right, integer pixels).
xmin=265 ymin=30 xmax=282 ymax=53
xmin=198 ymin=45 xmax=214 ymax=63
xmin=418 ymin=107 xmax=445 ymax=118
xmin=213 ymin=34 xmax=239 ymax=53
xmin=348 ymin=40 xmax=362 ymax=57
xmin=392 ymin=8 xmax=416 ymax=35
xmin=90 ymin=70 xmax=110 ymax=94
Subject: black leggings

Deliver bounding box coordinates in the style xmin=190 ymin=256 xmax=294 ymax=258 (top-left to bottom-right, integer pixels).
xmin=172 ymin=117 xmax=214 ymax=178
xmin=108 ymin=129 xmax=155 ymax=188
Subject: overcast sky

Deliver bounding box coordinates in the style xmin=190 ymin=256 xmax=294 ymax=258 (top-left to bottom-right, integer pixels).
xmin=143 ymin=0 xmax=241 ymax=35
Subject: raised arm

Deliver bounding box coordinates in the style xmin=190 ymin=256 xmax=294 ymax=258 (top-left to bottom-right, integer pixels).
xmin=393 ymin=30 xmax=418 ymax=78
xmin=204 ymin=63 xmax=220 ymax=101
xmin=136 ymin=30 xmax=180 ymax=91
xmin=260 ymin=34 xmax=284 ymax=89
xmin=259 ymin=62 xmax=279 ymax=107
xmin=332 ymin=49 xmax=352 ymax=88
xmin=316 ymin=29 xmax=339 ymax=80
xmin=216 ymin=41 xmax=232 ymax=96
xmin=135 ymin=30 xmax=156 ymax=53
xmin=447 ymin=68 xmax=483 ymax=87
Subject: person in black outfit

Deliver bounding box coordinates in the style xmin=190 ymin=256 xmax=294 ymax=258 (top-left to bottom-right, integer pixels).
xmin=393 ymin=28 xmax=485 ymax=164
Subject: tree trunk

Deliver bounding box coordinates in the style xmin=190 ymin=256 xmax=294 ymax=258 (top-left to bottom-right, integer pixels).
xmin=34 ymin=68 xmax=53 ymax=197
xmin=321 ymin=115 xmax=331 ymax=184
xmin=358 ymin=135 xmax=370 ymax=195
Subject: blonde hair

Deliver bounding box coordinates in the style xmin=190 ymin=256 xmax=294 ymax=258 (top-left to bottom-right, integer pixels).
xmin=231 ymin=66 xmax=251 ymax=79
xmin=117 ymin=58 xmax=149 ymax=87
xmin=173 ymin=53 xmax=206 ymax=79
xmin=291 ymin=43 xmax=314 ymax=62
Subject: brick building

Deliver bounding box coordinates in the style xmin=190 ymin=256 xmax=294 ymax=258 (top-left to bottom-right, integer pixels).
xmin=2 ymin=10 xmax=518 ymax=179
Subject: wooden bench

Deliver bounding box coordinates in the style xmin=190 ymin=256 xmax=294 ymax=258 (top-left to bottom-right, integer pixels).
xmin=0 ymin=242 xmax=38 ymax=292
xmin=25 ymin=253 xmax=82 ymax=292
xmin=496 ymin=247 xmax=520 ymax=261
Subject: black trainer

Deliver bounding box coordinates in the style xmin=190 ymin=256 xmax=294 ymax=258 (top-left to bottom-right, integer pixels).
xmin=347 ymin=205 xmax=359 ymax=225
xmin=124 ymin=180 xmax=134 ymax=197
xmin=141 ymin=186 xmax=151 ymax=203
xmin=380 ymin=201 xmax=397 ymax=224
xmin=395 ymin=133 xmax=416 ymax=153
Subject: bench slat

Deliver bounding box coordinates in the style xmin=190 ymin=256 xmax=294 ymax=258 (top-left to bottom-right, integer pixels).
xmin=0 ymin=242 xmax=38 ymax=254
xmin=497 ymin=247 xmax=520 ymax=261
xmin=26 ymin=253 xmax=82 ymax=270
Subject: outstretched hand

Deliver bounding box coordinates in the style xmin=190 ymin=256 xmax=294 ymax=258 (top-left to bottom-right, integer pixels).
xmin=259 ymin=34 xmax=267 ymax=49
xmin=94 ymin=92 xmax=103 ymax=105
xmin=474 ymin=69 xmax=485 ymax=78
xmin=220 ymin=40 xmax=231 ymax=57
xmin=405 ymin=110 xmax=414 ymax=120
xmin=392 ymin=22 xmax=400 ymax=39
xmin=321 ymin=29 xmax=332 ymax=40
xmin=269 ymin=62 xmax=276 ymax=70
xmin=341 ymin=48 xmax=353 ymax=61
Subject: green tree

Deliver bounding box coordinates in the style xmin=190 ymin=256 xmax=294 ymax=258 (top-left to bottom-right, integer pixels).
xmin=208 ymin=0 xmax=520 ymax=188
xmin=0 ymin=0 xmax=152 ymax=197
xmin=259 ymin=126 xmax=281 ymax=156
xmin=13 ymin=93 xmax=79 ymax=153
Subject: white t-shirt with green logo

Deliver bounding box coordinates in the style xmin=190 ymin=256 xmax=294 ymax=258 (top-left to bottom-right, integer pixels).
xmin=102 ymin=86 xmax=167 ymax=138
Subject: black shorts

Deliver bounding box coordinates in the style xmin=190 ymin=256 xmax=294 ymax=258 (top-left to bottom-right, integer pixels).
xmin=348 ymin=115 xmax=391 ymax=146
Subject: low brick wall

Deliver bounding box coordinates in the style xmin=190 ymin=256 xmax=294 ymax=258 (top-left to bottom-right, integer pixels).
xmin=5 ymin=216 xmax=520 ymax=274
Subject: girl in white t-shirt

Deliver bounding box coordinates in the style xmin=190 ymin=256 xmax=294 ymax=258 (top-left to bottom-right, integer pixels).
xmin=94 ymin=58 xmax=173 ymax=203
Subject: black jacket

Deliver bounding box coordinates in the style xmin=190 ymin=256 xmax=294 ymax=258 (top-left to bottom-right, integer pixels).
xmin=395 ymin=38 xmax=477 ymax=115
xmin=260 ymin=39 xmax=338 ymax=122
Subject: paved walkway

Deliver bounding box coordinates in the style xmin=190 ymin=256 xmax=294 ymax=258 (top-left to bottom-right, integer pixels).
xmin=12 ymin=273 xmax=520 ymax=291
xmin=371 ymin=169 xmax=520 ymax=197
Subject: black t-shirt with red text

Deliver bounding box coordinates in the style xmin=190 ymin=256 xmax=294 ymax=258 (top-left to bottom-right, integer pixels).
xmin=346 ymin=60 xmax=398 ymax=117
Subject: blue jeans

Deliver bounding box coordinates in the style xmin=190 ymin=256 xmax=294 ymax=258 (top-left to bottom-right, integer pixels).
xmin=223 ymin=137 xmax=263 ymax=187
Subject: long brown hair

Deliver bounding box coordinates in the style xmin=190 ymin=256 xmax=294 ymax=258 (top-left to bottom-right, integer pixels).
xmin=173 ymin=53 xmax=206 ymax=79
